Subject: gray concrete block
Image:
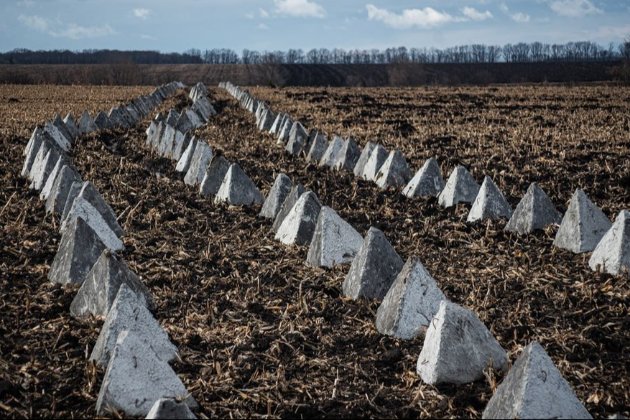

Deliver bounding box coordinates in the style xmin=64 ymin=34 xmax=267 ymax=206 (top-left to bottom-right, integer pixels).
xmin=73 ymin=181 xmax=124 ymax=237
xmin=30 ymin=147 xmax=60 ymax=191
xmin=333 ymin=138 xmax=361 ymax=172
xmin=438 ymin=165 xmax=480 ymax=208
xmin=40 ymin=155 xmax=66 ymax=201
xmin=554 ymin=189 xmax=611 ymax=253
xmin=146 ymin=398 xmax=197 ymax=419
xmin=78 ymin=111 xmax=97 ymax=134
xmin=275 ymin=191 xmax=322 ymax=246
xmin=375 ymin=257 xmax=446 ymax=340
xmin=70 ymin=249 xmax=152 ymax=318
xmin=305 ymin=133 xmax=328 ymax=164
xmin=259 ymin=173 xmax=293 ymax=220
xmin=588 ymin=210 xmax=630 ymax=275
xmin=272 ymin=184 xmax=306 ymax=233
xmin=184 ymin=142 xmax=213 ymax=186
xmin=416 ymin=300 xmax=508 ymax=385
xmin=61 ymin=181 xmax=83 ymax=221
xmin=277 ymin=117 xmax=293 ymax=145
xmin=214 ymin=163 xmax=263 ymax=206
xmin=43 ymin=121 xmax=71 ymax=152
xmin=94 ymin=111 xmax=112 ymax=131
xmin=467 ymin=176 xmax=512 ymax=222
xmin=63 ymin=113 xmax=79 ymax=140
xmin=306 ymin=206 xmax=363 ymax=268
xmin=62 ymin=197 xmax=124 ymax=251
xmin=342 ymin=227 xmax=404 ymax=300
xmin=375 ymin=150 xmax=411 ymax=189
xmin=483 ymin=342 xmax=591 ymax=419
xmin=319 ymin=135 xmax=344 ymax=168
xmin=402 ymin=157 xmax=445 ymax=198
xmin=269 ymin=113 xmax=286 ymax=136
xmin=353 ymin=142 xmax=376 ymax=178
xmin=165 ymin=109 xmax=180 ymax=127
xmin=200 ymin=155 xmax=230 ymax=198
xmin=53 ymin=114 xmax=74 ymax=145
xmin=285 ymin=121 xmax=308 ymax=155
xmin=48 ymin=217 xmax=108 ymax=285
xmin=176 ymin=138 xmax=198 ymax=174
xmin=361 ymin=144 xmax=388 ymax=181
xmin=46 ymin=165 xmax=81 ymax=215
xmin=90 ymin=284 xmax=177 ymax=367
xmin=171 ymin=131 xmax=191 ymax=162
xmin=505 ymin=183 xmax=561 ymax=234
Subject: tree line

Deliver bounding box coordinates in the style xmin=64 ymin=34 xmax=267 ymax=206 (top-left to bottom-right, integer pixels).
xmin=2 ymin=40 xmax=629 ymax=65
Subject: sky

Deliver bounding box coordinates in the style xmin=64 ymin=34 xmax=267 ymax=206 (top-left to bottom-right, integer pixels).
xmin=1 ymin=0 xmax=629 ymax=53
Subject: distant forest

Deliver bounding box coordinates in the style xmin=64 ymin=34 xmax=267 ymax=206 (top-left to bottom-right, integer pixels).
xmin=2 ymin=40 xmax=629 ymax=65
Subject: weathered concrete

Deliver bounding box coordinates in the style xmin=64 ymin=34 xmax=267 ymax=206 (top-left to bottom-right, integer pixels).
xmin=275 ymin=191 xmax=322 ymax=246
xmin=199 ymin=155 xmax=230 ymax=198
xmin=146 ymin=398 xmax=197 ymax=419
xmin=505 ymin=183 xmax=561 ymax=234
xmin=62 ymin=197 xmax=124 ymax=251
xmin=277 ymin=117 xmax=293 ymax=145
xmin=61 ymin=181 xmax=83 ymax=221
xmin=48 ymin=217 xmax=108 ymax=285
xmin=185 ymin=109 xmax=204 ymax=129
xmin=90 ymin=284 xmax=177 ymax=367
xmin=333 ymin=138 xmax=361 ymax=172
xmin=272 ymin=184 xmax=306 ymax=233
xmin=306 ymin=206 xmax=363 ymax=268
xmin=95 ymin=330 xmax=193 ymax=417
xmin=146 ymin=121 xmax=158 ymax=146
xmin=214 ymin=163 xmax=263 ymax=206
xmin=319 ymin=135 xmax=344 ymax=168
xmin=375 ymin=150 xmax=411 ymax=189
xmin=165 ymin=109 xmax=180 ymax=127
xmin=46 ymin=165 xmax=81 ymax=215
xmin=305 ymin=133 xmax=328 ymax=163
xmin=375 ymin=257 xmax=446 ymax=340
xmin=259 ymin=173 xmax=293 ymax=220
xmin=285 ymin=122 xmax=308 ymax=155
xmin=63 ymin=113 xmax=79 ymax=139
xmin=70 ymin=249 xmax=152 ymax=318
xmin=171 ymin=131 xmax=191 ymax=162
xmin=483 ymin=342 xmax=592 ymax=419
xmin=43 ymin=121 xmax=71 ymax=152
xmin=416 ymin=300 xmax=508 ymax=385
xmin=53 ymin=114 xmax=74 ymax=144
xmin=353 ymin=142 xmax=376 ymax=178
xmin=158 ymin=125 xmax=176 ymax=158
xmin=467 ymin=176 xmax=512 ymax=222
xmin=176 ymin=138 xmax=198 ymax=173
xmin=361 ymin=144 xmax=388 ymax=181
xmin=175 ymin=111 xmax=193 ymax=133
xmin=554 ymin=189 xmax=611 ymax=253
xmin=40 ymin=156 xmax=65 ymax=200
xmin=73 ymin=182 xmax=124 ymax=237
xmin=342 ymin=227 xmax=404 ymax=300
xmin=438 ymin=165 xmax=480 ymax=208
xmin=402 ymin=157 xmax=445 ymax=198
xmin=78 ymin=111 xmax=97 ymax=134
xmin=184 ymin=142 xmax=213 ymax=186
xmin=269 ymin=113 xmax=285 ymax=136
xmin=94 ymin=111 xmax=112 ymax=131
xmin=588 ymin=210 xmax=630 ymax=275
xmin=30 ymin=148 xmax=60 ymax=191
xmin=259 ymin=109 xmax=276 ymax=132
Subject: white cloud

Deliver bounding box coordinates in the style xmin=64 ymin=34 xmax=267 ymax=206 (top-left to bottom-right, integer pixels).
xmin=133 ymin=8 xmax=150 ymax=20
xmin=18 ymin=14 xmax=115 ymax=39
xmin=511 ymin=12 xmax=530 ymax=22
xmin=366 ymin=4 xmax=460 ymax=29
xmin=140 ymin=34 xmax=156 ymax=40
xmin=461 ymin=6 xmax=493 ymax=21
xmin=548 ymin=0 xmax=602 ymax=17
xmin=257 ymin=23 xmax=270 ymax=30
xmin=274 ymin=0 xmax=326 ymax=18
xmin=259 ymin=8 xmax=270 ymax=18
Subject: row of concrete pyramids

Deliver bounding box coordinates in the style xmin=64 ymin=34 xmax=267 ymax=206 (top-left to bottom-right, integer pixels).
xmin=222 ymin=81 xmax=629 ymax=277
xmin=19 ymin=82 xmax=198 ymax=418
xmin=222 ymin=82 xmax=594 ymax=417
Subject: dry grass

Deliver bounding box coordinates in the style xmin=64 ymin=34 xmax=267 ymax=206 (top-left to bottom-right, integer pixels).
xmin=0 ymin=84 xmax=628 ymax=418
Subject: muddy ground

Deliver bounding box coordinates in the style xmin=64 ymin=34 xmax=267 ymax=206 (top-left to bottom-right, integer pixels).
xmin=0 ymin=83 xmax=628 ymax=418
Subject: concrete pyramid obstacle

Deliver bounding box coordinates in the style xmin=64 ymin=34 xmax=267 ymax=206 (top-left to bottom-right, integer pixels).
xmin=505 ymin=183 xmax=561 ymax=234
xmin=184 ymin=142 xmax=213 ymax=186
xmin=306 ymin=206 xmax=363 ymax=268
xmin=148 ymin=121 xmax=165 ymax=149
xmin=71 ymin=181 xmax=124 ymax=237
xmin=482 ymin=342 xmax=592 ymax=419
xmin=185 ymin=109 xmax=203 ymax=129
xmin=146 ymin=121 xmax=158 ymax=145
xmin=30 ymin=147 xmax=60 ymax=191
xmin=272 ymin=184 xmax=306 ymax=232
xmin=176 ymin=138 xmax=198 ymax=173
xmin=70 ymin=249 xmax=152 ymax=318
xmin=63 ymin=113 xmax=79 ymax=139
xmin=375 ymin=257 xmax=446 ymax=339
xmin=78 ymin=111 xmax=97 ymax=134
xmin=94 ymin=111 xmax=112 ymax=131
xmin=165 ymin=109 xmax=180 ymax=127
xmin=40 ymin=156 xmax=65 ymax=200
xmin=22 ymin=128 xmax=50 ymax=178
xmin=53 ymin=114 xmax=74 ymax=144
xmin=305 ymin=133 xmax=328 ymax=163
xmin=62 ymin=197 xmax=124 ymax=251
xmin=269 ymin=114 xmax=286 ymax=136
xmin=416 ymin=300 xmax=508 ymax=385
xmin=342 ymin=227 xmax=404 ymax=300
xmin=171 ymin=131 xmax=192 ymax=162
xmin=285 ymin=121 xmax=308 ymax=155
xmin=588 ymin=210 xmax=630 ymax=275
xmin=402 ymin=157 xmax=445 ymax=198
xmin=146 ymin=398 xmax=196 ymax=419
xmin=361 ymin=144 xmax=388 ymax=181
xmin=353 ymin=142 xmax=376 ymax=178
xmin=26 ymin=138 xmax=54 ymax=182
xmin=199 ymin=155 xmax=230 ymax=198
xmin=95 ymin=330 xmax=192 ymax=417
xmin=61 ymin=181 xmax=84 ymax=221
xmin=438 ymin=165 xmax=480 ymax=208
xmin=158 ymin=125 xmax=176 ymax=158
xmin=214 ymin=163 xmax=263 ymax=206
xmin=318 ymin=135 xmax=344 ymax=168
xmin=48 ymin=217 xmax=108 ymax=285
xmin=333 ymin=137 xmax=361 ymax=172
xmin=277 ymin=117 xmax=293 ymax=145
xmin=259 ymin=173 xmax=292 ymax=220
xmin=304 ymin=128 xmax=318 ymax=153
xmin=46 ymin=165 xmax=81 ymax=215
xmin=258 ymin=109 xmax=276 ymax=132
xmin=553 ymin=189 xmax=612 ymax=253
xmin=175 ymin=111 xmax=193 ymax=133
xmin=90 ymin=284 xmax=178 ymax=367
xmin=467 ymin=176 xmax=512 ymax=222
xmin=275 ymin=191 xmax=322 ymax=245
xmin=375 ymin=150 xmax=411 ymax=189
xmin=42 ymin=121 xmax=71 ymax=152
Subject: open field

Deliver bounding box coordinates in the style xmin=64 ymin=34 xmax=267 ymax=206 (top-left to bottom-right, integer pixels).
xmin=0 ymin=83 xmax=629 ymax=418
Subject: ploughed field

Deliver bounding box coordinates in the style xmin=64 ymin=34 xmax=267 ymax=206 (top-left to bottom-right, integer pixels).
xmin=1 ymin=83 xmax=629 ymax=418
